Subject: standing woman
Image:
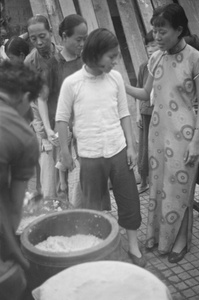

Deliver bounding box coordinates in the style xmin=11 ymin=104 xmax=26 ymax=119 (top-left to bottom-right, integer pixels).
xmin=126 ymin=3 xmax=199 ymax=262
xmin=56 ymin=28 xmax=145 ymax=267
xmin=49 ymin=14 xmax=88 ymax=204
xmin=25 ymin=15 xmax=60 ymax=199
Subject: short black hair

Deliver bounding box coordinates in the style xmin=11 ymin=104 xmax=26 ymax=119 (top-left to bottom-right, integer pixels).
xmin=0 ymin=61 xmax=44 ymax=101
xmin=151 ymin=3 xmax=188 ymax=39
xmin=27 ymin=14 xmax=51 ymax=31
xmin=5 ymin=36 xmax=30 ymax=57
xmin=82 ymin=28 xmax=118 ymax=67
xmin=59 ymin=14 xmax=87 ymax=38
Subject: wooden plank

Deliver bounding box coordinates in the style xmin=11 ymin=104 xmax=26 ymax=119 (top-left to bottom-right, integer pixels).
xmin=44 ymin=0 xmax=62 ymax=45
xmin=116 ymin=0 xmax=147 ymax=76
xmin=58 ymin=0 xmax=76 ymax=16
xmin=77 ymin=0 xmax=98 ymax=32
xmin=151 ymin=0 xmax=173 ymax=8
xmin=136 ymin=0 xmax=153 ymax=32
xmin=178 ymin=0 xmax=199 ymax=36
xmin=28 ymin=0 xmax=48 ymax=17
xmin=92 ymin=0 xmax=139 ymax=141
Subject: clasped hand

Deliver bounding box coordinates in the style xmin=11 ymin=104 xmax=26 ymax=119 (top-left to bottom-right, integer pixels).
xmin=47 ymin=129 xmax=59 ymax=147
xmin=61 ymin=153 xmax=76 ymax=172
xmin=127 ymin=147 xmax=137 ymax=170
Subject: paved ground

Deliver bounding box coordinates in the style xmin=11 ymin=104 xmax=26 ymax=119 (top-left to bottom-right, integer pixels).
xmin=109 ymin=186 xmax=199 ymax=300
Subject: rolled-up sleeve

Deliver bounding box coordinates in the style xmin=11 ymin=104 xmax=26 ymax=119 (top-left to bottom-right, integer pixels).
xmin=55 ymin=78 xmax=74 ymax=123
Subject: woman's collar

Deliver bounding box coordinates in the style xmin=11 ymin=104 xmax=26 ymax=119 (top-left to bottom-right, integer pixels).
xmin=83 ymin=64 xmax=105 ymax=79
xmin=167 ymin=38 xmax=187 ymax=55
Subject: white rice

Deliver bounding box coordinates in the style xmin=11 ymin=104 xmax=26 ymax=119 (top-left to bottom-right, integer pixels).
xmin=35 ymin=234 xmax=103 ymax=253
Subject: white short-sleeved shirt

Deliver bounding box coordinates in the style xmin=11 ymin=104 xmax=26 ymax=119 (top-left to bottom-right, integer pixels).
xmin=56 ymin=65 xmax=130 ymax=158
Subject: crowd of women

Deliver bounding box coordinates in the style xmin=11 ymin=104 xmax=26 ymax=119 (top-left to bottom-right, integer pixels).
xmin=1 ymin=2 xmax=199 ymax=299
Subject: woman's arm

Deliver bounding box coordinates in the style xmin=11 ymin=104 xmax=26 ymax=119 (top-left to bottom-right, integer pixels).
xmin=125 ymin=72 xmax=154 ymax=101
xmin=37 ymin=85 xmax=59 ymax=146
xmin=121 ymin=116 xmax=137 ymax=170
xmin=136 ymin=100 xmax=142 ymax=129
xmin=184 ymin=76 xmax=199 ymax=165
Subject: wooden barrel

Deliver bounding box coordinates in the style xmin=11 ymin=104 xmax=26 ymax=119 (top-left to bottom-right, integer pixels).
xmin=20 ymin=209 xmax=121 ymax=290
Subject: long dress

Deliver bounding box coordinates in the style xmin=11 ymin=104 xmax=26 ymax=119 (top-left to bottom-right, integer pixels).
xmin=145 ymin=45 xmax=199 ymax=253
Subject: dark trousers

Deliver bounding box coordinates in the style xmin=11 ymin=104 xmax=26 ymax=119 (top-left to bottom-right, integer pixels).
xmin=79 ymin=148 xmax=141 ymax=230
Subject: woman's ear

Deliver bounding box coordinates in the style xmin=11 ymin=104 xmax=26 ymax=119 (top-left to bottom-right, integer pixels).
xmin=62 ymin=32 xmax=67 ymax=40
xmin=21 ymin=91 xmax=31 ymax=105
xmin=178 ymin=26 xmax=183 ymax=37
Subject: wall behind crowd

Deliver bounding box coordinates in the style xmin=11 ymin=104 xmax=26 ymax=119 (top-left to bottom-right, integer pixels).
xmin=2 ymin=0 xmax=199 ymax=139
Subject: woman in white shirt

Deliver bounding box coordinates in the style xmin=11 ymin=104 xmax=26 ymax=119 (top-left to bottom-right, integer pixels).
xmin=56 ymin=28 xmax=146 ymax=268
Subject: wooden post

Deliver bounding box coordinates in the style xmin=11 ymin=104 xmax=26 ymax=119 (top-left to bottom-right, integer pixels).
xmin=78 ymin=0 xmax=98 ymax=32
xmin=58 ymin=0 xmax=76 ymax=17
xmin=29 ymin=0 xmax=48 ymax=17
xmin=115 ymin=0 xmax=147 ymax=76
xmin=136 ymin=0 xmax=153 ymax=32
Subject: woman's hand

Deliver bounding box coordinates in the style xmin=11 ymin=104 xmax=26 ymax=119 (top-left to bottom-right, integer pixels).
xmin=61 ymin=152 xmax=76 ymax=172
xmin=46 ymin=129 xmax=59 ymax=147
xmin=136 ymin=114 xmax=143 ymax=129
xmin=184 ymin=141 xmax=199 ymax=165
xmin=127 ymin=147 xmax=137 ymax=170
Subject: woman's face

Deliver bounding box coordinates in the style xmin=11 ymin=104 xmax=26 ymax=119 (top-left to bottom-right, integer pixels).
xmin=28 ymin=22 xmax=52 ymax=56
xmin=62 ymin=23 xmax=88 ymax=57
xmin=153 ymin=20 xmax=182 ymax=52
xmin=94 ymin=46 xmax=120 ymax=75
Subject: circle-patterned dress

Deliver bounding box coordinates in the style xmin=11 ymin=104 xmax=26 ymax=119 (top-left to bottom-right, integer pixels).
xmin=146 ymin=45 xmax=199 ymax=253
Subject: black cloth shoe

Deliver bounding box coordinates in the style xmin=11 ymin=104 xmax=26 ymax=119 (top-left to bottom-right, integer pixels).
xmin=127 ymin=251 xmax=147 ymax=268
xmin=168 ymin=246 xmax=187 ymax=263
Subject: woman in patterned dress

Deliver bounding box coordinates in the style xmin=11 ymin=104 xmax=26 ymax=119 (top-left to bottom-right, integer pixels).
xmin=126 ymin=3 xmax=199 ymax=263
